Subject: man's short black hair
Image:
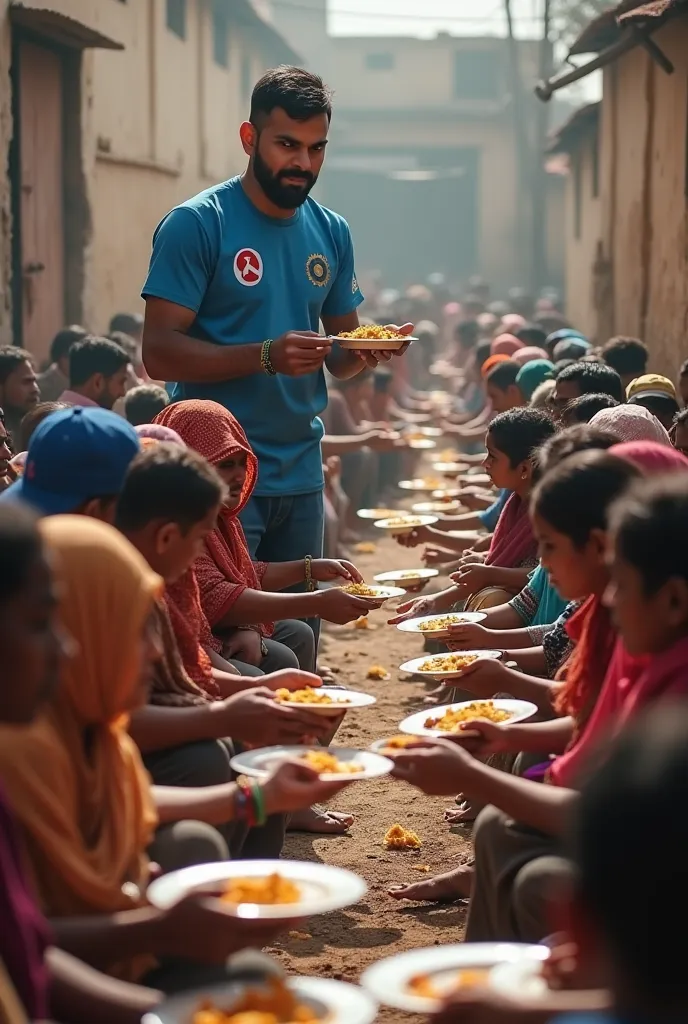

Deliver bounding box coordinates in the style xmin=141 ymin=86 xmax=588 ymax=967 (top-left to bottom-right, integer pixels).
xmin=0 ymin=346 xmax=33 ymax=384
xmin=486 ymin=360 xmax=520 ymax=391
xmin=115 ymin=444 xmax=226 ymax=535
xmin=69 ymin=336 xmax=129 ymax=388
xmin=557 ymin=360 xmax=625 ymax=402
xmin=560 ymin=392 xmax=620 ymax=426
xmin=602 ymin=336 xmax=648 ymax=378
xmin=107 ymin=331 xmax=138 ymax=364
xmin=515 ymin=325 xmax=547 ymax=348
xmin=123 ymin=385 xmax=170 ymax=426
xmin=109 ymin=312 xmax=143 ymax=336
xmin=49 ymin=325 xmax=87 ymax=365
xmin=250 ymin=65 xmax=332 ymax=125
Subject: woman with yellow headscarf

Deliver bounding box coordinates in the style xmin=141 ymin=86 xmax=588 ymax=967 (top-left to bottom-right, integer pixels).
xmin=0 ymin=515 xmax=354 ymax=983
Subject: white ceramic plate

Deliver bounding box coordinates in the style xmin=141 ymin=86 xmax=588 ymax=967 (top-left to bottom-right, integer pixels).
xmin=144 ymin=975 xmax=378 ymax=1024
xmin=374 ymin=568 xmax=439 ymax=587
xmin=412 ymin=500 xmax=461 ymax=514
xmin=275 ymin=687 xmax=377 ymax=715
xmin=491 ymin=957 xmax=551 ymax=1000
xmin=396 ymin=611 xmax=486 ymax=638
xmin=334 ymin=335 xmax=416 ymax=351
xmin=398 ymin=479 xmax=445 ymax=492
xmin=361 ymin=943 xmax=548 ymax=1013
xmin=408 ymin=438 xmax=437 ymax=450
xmin=373 ymin=515 xmax=437 ymax=536
xmin=229 ymin=746 xmax=393 ymax=782
xmin=432 ymin=461 xmax=468 ymax=475
xmin=356 ymin=507 xmax=398 ymax=520
xmin=405 ymin=426 xmax=443 ymax=439
xmin=431 ymin=488 xmax=462 ymax=499
xmin=369 ymin=736 xmax=424 ymax=754
xmin=338 ymin=584 xmax=406 ymax=603
xmin=398 ymin=698 xmax=538 ymax=738
xmin=399 ymin=649 xmax=503 ymax=679
xmin=147 ymin=859 xmax=368 ymax=920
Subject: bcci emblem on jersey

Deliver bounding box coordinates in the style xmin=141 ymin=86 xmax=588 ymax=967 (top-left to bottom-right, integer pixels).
xmin=306 ymin=253 xmax=331 ymax=287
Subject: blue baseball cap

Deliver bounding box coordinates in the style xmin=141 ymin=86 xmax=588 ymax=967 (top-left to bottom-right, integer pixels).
xmin=0 ymin=407 xmax=140 ymax=515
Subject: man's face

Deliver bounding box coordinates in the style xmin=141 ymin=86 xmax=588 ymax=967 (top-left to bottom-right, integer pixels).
xmin=95 ymin=366 xmax=130 ymax=410
xmin=550 ymin=378 xmax=581 ymax=419
xmin=0 ymin=418 xmax=12 ymax=477
xmin=250 ymin=109 xmax=329 ymax=210
xmin=1 ymin=359 xmax=39 ymax=415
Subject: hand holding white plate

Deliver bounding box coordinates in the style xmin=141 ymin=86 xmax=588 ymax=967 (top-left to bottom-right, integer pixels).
xmin=338 ymin=583 xmax=406 ymax=604
xmin=147 ymin=859 xmax=368 ymax=920
xmin=398 ymin=698 xmax=538 ymax=738
xmin=274 ymin=687 xmax=377 ymax=715
xmin=374 ymin=568 xmax=439 ymax=593
xmin=373 ymin=514 xmax=437 ymax=537
xmin=396 ymin=611 xmax=486 ymax=639
xmin=399 ymin=650 xmax=502 ymax=680
xmin=230 ymin=746 xmax=393 ymax=782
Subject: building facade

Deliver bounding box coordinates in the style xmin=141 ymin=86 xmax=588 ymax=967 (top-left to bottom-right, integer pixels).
xmin=0 ymin=0 xmax=298 ymax=363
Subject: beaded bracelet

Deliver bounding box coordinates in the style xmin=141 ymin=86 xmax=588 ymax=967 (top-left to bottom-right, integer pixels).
xmin=304 ymin=554 xmax=316 ymax=592
xmin=260 ymin=338 xmax=276 ymax=376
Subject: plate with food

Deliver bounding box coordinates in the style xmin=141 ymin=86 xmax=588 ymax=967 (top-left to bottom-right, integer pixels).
xmin=337 ymin=582 xmax=406 ymax=603
xmin=490 ymin=956 xmax=551 ymax=1001
xmin=398 ymin=478 xmax=444 ymax=492
xmin=147 ymin=859 xmax=368 ymax=920
xmin=373 ymin=515 xmax=437 ymax=537
xmin=144 ymin=972 xmax=378 ymax=1024
xmin=399 ymin=649 xmax=502 ymax=680
xmin=332 ymin=327 xmax=416 ymax=352
xmin=370 ymin=734 xmax=424 ymax=754
xmin=398 ymin=698 xmax=538 ymax=738
xmin=396 ymin=611 xmax=486 ymax=638
xmin=405 ymin=426 xmax=443 ymax=439
xmin=361 ymin=943 xmax=548 ymax=1013
xmin=356 ymin=507 xmax=398 ymax=521
xmin=273 ymin=686 xmax=376 ymax=715
xmin=431 ymin=487 xmax=462 ymax=500
xmin=411 ymin=499 xmax=461 ymax=514
xmin=229 ymin=746 xmax=393 ymax=782
xmin=432 ymin=461 xmax=468 ymax=477
xmin=407 ymin=438 xmax=437 ymax=450
xmin=374 ymin=568 xmax=439 ymax=591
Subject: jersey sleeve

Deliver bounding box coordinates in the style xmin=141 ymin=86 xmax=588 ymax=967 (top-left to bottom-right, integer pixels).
xmin=322 ymin=218 xmax=365 ymax=318
xmin=142 ymin=207 xmax=218 ymax=313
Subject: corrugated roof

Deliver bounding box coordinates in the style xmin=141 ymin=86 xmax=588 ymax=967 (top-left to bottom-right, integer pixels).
xmin=547 ymin=101 xmax=600 ymax=154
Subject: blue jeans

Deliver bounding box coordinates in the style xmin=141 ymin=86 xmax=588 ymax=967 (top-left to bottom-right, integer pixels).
xmin=240 ymin=491 xmax=325 ymax=649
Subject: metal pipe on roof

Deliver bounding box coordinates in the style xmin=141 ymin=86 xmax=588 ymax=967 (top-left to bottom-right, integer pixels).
xmin=534 ymin=33 xmax=640 ymax=100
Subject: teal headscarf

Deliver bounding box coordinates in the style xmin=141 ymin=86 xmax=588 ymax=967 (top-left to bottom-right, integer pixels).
xmin=516 ymin=359 xmax=555 ymax=401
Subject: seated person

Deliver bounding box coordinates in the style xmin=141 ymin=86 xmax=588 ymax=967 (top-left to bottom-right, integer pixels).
xmin=59 ymin=336 xmax=131 ymax=411
xmin=0 ymin=515 xmax=352 ymax=990
xmin=123 ymin=383 xmax=170 ymax=426
xmin=155 ymin=400 xmax=380 ymax=675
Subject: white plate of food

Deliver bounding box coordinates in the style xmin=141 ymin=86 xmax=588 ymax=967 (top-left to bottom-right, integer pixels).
xmin=412 ymin=499 xmax=462 ymax=514
xmin=356 ymin=507 xmax=398 ymax=521
xmin=373 ymin=515 xmax=437 ymax=537
xmin=407 ymin=438 xmax=437 ymax=450
xmin=337 ymin=582 xmax=406 ymax=603
xmin=398 ymin=478 xmax=444 ymax=492
xmin=374 ymin=568 xmax=439 ymax=591
xmin=398 ymin=698 xmax=538 ymax=738
xmin=361 ymin=943 xmax=548 ymax=1013
xmin=144 ymin=973 xmax=378 ymax=1024
xmin=333 ymin=332 xmax=417 ymax=352
xmin=490 ymin=957 xmax=551 ymax=1000
xmin=396 ymin=611 xmax=486 ymax=638
xmin=405 ymin=426 xmax=443 ymax=439
xmin=432 ymin=461 xmax=468 ymax=476
xmin=229 ymin=746 xmax=393 ymax=782
xmin=399 ymin=649 xmax=502 ymax=679
xmin=147 ymin=859 xmax=368 ymax=920
xmin=431 ymin=488 xmax=462 ymax=499
xmin=273 ymin=686 xmax=376 ymax=715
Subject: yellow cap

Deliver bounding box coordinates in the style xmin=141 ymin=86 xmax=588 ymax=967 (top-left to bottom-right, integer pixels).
xmin=626 ymin=374 xmax=677 ymax=401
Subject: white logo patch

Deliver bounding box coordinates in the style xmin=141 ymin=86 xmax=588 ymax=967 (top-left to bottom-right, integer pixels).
xmin=233 ymin=248 xmax=263 ymax=286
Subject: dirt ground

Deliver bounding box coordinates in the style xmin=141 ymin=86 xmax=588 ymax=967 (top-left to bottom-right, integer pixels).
xmin=267 ymin=533 xmax=472 ymax=1024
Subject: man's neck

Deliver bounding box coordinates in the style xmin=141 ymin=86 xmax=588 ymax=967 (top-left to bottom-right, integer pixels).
xmin=240 ymin=169 xmax=296 ymax=221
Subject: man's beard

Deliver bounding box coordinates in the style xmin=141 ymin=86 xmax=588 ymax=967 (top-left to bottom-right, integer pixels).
xmin=253 ymin=145 xmax=317 ymax=210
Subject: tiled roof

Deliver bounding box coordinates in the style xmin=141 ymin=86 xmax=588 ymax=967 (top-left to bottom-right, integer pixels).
xmin=569 ymin=0 xmax=686 ymax=54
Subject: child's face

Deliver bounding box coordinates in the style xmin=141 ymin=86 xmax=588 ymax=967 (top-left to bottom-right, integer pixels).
xmin=605 ymin=539 xmax=687 ymax=655
xmin=483 ymin=431 xmax=526 ymax=490
xmin=533 ymin=511 xmax=608 ymax=601
xmin=154 ymin=503 xmax=222 ymax=584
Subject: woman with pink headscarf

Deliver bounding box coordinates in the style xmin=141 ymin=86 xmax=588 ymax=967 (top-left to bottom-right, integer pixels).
xmin=590 ymin=404 xmax=671 ymax=447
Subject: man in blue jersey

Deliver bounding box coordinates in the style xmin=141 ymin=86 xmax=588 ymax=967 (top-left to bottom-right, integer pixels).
xmin=142 ymin=65 xmax=410 ymax=592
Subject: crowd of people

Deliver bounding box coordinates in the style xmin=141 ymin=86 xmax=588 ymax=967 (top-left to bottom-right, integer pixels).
xmin=0 ymin=64 xmax=686 ymax=1024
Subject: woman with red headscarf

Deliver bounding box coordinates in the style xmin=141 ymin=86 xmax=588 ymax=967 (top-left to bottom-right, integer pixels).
xmin=155 ymin=401 xmax=380 ymax=678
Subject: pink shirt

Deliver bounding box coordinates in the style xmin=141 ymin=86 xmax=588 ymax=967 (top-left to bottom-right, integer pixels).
xmin=57 ymin=389 xmax=99 ymax=408
xmin=550 ymin=637 xmax=688 ymax=789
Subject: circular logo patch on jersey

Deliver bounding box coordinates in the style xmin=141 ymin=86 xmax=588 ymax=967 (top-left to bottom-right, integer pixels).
xmin=234 ymin=248 xmax=263 ymax=286
xmin=306 ymin=253 xmax=331 ymax=288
